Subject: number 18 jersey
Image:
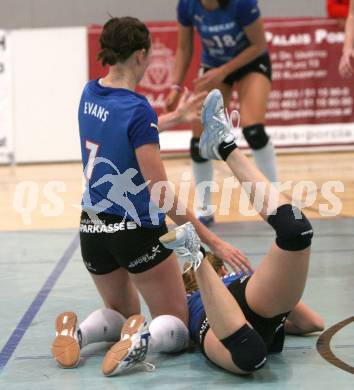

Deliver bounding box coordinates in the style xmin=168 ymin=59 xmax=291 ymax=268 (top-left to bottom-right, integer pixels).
xmin=177 ymin=0 xmax=262 ymax=68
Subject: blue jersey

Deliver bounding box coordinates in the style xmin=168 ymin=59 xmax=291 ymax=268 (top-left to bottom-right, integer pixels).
xmin=78 ymin=80 xmax=164 ymax=228
xmin=188 ymin=272 xmax=252 ymax=341
xmin=177 ymin=0 xmax=261 ymax=68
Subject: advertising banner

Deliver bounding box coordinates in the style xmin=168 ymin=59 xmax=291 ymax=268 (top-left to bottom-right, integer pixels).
xmin=88 ymin=19 xmax=354 ymax=152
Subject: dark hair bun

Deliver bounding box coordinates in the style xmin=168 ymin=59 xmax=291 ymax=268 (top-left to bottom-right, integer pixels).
xmin=98 ymin=17 xmax=151 ymax=66
xmin=98 ymin=48 xmax=118 ymax=66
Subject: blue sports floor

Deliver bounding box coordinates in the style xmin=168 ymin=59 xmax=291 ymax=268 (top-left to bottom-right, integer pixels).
xmin=0 ymin=218 xmax=353 ymax=389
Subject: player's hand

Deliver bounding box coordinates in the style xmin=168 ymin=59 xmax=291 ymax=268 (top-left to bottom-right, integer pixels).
xmin=165 ymin=89 xmax=182 ymax=112
xmin=210 ymin=238 xmax=254 ymax=275
xmin=175 ymin=88 xmax=207 ymax=124
xmin=194 ymin=66 xmax=228 ymax=91
xmin=339 ymin=49 xmax=354 ymax=78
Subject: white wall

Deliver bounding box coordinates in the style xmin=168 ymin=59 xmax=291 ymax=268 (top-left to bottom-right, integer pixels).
xmin=258 ymin=0 xmax=325 ymax=17
xmin=0 ymin=0 xmax=325 ymax=29
xmin=12 ymin=27 xmax=86 ymax=163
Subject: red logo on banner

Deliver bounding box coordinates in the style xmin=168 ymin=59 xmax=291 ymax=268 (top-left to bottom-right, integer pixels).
xmin=140 ymin=40 xmax=174 ymax=91
xmin=88 ymin=20 xmax=354 ymax=150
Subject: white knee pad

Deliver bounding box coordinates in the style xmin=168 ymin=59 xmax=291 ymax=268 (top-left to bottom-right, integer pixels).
xmin=149 ymin=315 xmax=189 ymax=353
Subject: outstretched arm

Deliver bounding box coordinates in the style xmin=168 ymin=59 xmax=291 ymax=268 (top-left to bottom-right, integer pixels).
xmin=165 ymin=24 xmax=194 ymax=112
xmin=135 ymin=143 xmax=252 ymax=273
xmin=158 ymin=89 xmax=207 ymax=131
xmin=285 ymin=301 xmax=325 ymax=335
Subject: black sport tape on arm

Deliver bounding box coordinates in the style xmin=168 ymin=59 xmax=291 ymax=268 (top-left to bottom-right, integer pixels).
xmin=220 ymin=324 xmax=267 ymax=372
xmin=268 ymin=204 xmax=314 ymax=251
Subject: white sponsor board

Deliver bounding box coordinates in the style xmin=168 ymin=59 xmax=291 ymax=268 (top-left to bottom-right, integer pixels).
xmin=0 ymin=30 xmax=13 ymax=164
xmin=12 ymin=28 xmax=85 ymax=163
xmin=160 ymin=123 xmax=354 ymax=155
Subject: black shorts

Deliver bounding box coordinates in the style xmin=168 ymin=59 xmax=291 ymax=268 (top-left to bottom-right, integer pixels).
xmin=79 ymin=211 xmax=173 ymax=275
xmin=202 ymin=52 xmax=272 ymax=85
xmin=197 ymin=274 xmax=288 ymax=356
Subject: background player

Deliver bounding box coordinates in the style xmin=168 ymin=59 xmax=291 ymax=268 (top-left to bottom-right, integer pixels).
xmin=166 ymin=0 xmax=277 ymax=225
xmin=51 ymin=17 xmax=251 ymax=376
xmin=339 ymin=0 xmax=354 ymax=77
xmin=160 ymin=88 xmax=316 ymax=374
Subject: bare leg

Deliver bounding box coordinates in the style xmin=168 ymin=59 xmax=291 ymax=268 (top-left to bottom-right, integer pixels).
xmin=130 ymin=253 xmax=188 ymax=325
xmin=236 ymin=73 xmax=271 ymax=127
xmin=247 ymin=245 xmax=310 ymax=317
xmin=225 ymin=149 xmax=311 ymax=316
xmin=99 ymin=254 xmax=189 ymax=376
xmin=194 ymin=259 xmax=247 ymax=339
xmin=191 ymin=249 xmax=269 ymax=375
xmin=225 ymin=148 xmax=284 ymax=218
xmin=91 ymin=267 xmax=140 ymax=318
xmin=192 ymin=255 xmax=250 ymax=374
xmin=160 ymin=223 xmax=267 ymax=374
xmin=285 ymin=301 xmax=325 ymax=334
xmin=236 ymin=73 xmax=277 ymax=182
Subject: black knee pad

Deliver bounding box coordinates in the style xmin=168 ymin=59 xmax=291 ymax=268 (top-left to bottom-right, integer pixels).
xmin=243 ymin=124 xmax=269 ymax=150
xmin=190 ymin=137 xmax=208 ymax=163
xmin=268 ymin=204 xmax=314 ymax=251
xmin=220 ymin=324 xmax=267 ymax=373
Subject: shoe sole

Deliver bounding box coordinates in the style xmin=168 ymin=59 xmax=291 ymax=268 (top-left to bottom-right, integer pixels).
xmin=102 ymin=314 xmax=146 ymax=376
xmin=160 ymin=223 xmax=192 ymax=248
xmin=51 ymin=311 xmax=80 ymax=369
xmin=159 ymin=230 xmax=177 ymax=245
xmin=201 ymin=89 xmax=221 ymax=126
xmin=200 ymin=98 xmax=215 ymax=159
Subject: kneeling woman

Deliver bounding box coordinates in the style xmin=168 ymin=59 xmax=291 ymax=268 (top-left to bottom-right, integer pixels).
xmin=51 ymin=19 xmax=250 ymax=376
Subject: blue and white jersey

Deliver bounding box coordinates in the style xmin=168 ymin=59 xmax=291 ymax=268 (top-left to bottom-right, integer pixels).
xmin=177 ymin=0 xmax=262 ymax=67
xmin=78 ymin=80 xmax=164 ymax=228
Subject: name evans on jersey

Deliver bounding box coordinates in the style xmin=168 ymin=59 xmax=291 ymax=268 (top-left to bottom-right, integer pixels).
xmin=83 ymin=101 xmax=109 ymax=122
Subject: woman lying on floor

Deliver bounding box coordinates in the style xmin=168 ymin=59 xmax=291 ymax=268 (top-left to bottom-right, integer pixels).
xmin=182 ymin=252 xmax=324 ymax=366
xmin=160 ymin=88 xmax=324 ymax=374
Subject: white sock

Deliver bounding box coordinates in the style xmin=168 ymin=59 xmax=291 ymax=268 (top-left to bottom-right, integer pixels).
xmin=192 ymin=160 xmax=214 ymax=217
xmin=149 ymin=315 xmax=189 ymax=353
xmin=76 ymin=308 xmax=126 ymax=349
xmin=252 ymin=142 xmax=278 ymax=183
